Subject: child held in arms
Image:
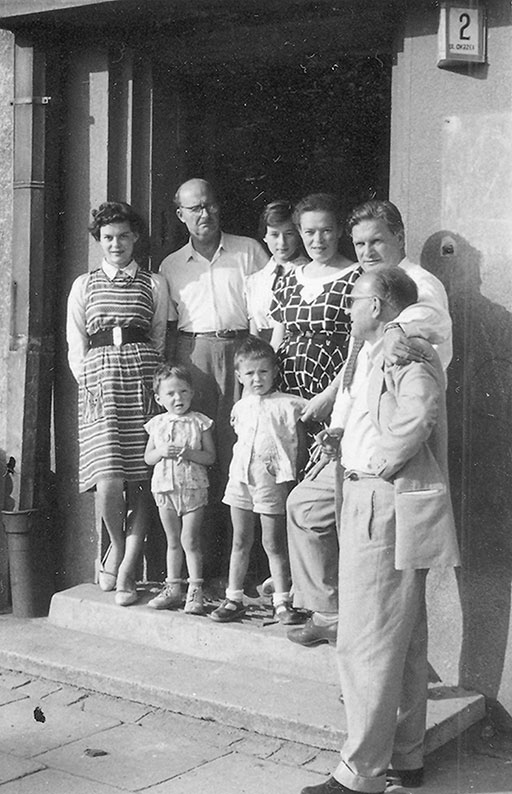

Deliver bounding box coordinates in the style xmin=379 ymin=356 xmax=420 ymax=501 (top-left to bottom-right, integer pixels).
xmin=211 ymin=336 xmax=307 ymax=626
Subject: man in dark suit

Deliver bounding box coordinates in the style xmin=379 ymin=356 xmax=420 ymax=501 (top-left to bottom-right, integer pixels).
xmin=301 ymin=266 xmax=460 ymax=794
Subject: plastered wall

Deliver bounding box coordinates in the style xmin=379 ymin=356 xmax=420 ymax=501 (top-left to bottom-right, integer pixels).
xmin=390 ymin=0 xmax=512 ymax=724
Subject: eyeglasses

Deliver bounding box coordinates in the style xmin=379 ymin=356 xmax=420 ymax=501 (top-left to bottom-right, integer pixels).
xmin=345 ymin=295 xmax=376 ymax=309
xmin=179 ymin=202 xmax=219 ymax=216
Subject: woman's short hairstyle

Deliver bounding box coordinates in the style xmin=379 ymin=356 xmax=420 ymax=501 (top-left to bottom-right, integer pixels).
xmin=152 ymin=363 xmax=193 ymax=394
xmin=89 ymin=201 xmax=146 ymax=241
xmin=258 ymin=200 xmax=295 ymax=237
xmin=293 ymin=193 xmax=344 ymax=228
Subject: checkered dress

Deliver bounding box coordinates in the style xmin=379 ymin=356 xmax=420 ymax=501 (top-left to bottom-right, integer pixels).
xmin=270 ymin=264 xmax=363 ymax=400
xmin=78 ymin=268 xmax=160 ymax=492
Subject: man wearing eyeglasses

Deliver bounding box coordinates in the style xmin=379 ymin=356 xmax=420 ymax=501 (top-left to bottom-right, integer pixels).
xmin=160 ymin=178 xmax=267 ymax=576
xmin=299 ymin=266 xmax=460 ymax=794
xmin=287 ymin=200 xmax=452 ymax=649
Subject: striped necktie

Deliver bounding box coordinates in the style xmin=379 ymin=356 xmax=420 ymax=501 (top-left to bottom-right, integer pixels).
xmin=342 ymin=338 xmax=365 ymax=390
xmin=271 ymin=264 xmax=285 ymax=291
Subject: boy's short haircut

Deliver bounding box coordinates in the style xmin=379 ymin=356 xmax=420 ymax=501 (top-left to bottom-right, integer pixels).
xmin=153 ymin=362 xmax=193 ymax=393
xmin=234 ymin=335 xmax=277 ymax=370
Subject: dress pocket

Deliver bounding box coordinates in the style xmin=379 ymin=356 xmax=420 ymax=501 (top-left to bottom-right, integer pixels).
xmin=80 ymin=382 xmax=104 ymax=423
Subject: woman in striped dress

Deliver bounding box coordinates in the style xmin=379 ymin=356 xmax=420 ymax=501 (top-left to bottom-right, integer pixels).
xmin=67 ymin=202 xmax=168 ymax=606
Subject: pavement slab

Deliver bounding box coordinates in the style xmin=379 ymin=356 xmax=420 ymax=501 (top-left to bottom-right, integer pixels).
xmin=40 ymin=685 xmax=89 ymax=708
xmin=0 ymin=753 xmax=44 ymax=785
xmin=0 ymin=671 xmax=30 ymax=690
xmin=416 ymin=736 xmax=512 ymax=794
xmin=138 ymin=708 xmax=246 ymax=748
xmin=268 ymin=740 xmax=319 ymax=766
xmin=0 ymin=686 xmax=28 ymax=707
xmin=0 ymin=768 xmax=126 ymax=794
xmin=10 ymin=679 xmax=62 ymax=701
xmin=73 ymin=692 xmax=153 ymax=723
xmin=0 ymin=697 xmax=120 ymax=758
xmin=36 ymin=721 xmax=230 ymax=791
xmin=143 ymin=750 xmax=324 ymax=794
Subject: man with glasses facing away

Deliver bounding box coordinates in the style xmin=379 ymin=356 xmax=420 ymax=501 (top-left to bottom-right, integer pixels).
xmin=300 ymin=265 xmax=460 ymax=794
xmin=160 ymin=179 xmax=267 ymax=576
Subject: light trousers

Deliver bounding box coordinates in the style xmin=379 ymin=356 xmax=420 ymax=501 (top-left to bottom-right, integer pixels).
xmin=334 ymin=477 xmax=428 ymax=793
xmin=287 ymin=459 xmax=343 ymax=612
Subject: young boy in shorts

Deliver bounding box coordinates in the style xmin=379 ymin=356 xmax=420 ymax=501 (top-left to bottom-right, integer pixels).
xmin=210 ymin=336 xmax=307 ymax=625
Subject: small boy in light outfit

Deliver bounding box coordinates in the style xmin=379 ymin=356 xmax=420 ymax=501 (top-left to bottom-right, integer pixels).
xmin=210 ymin=336 xmax=307 ymax=625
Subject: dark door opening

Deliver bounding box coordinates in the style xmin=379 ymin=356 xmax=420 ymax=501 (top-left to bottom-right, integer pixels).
xmin=152 ymin=54 xmax=391 ymax=258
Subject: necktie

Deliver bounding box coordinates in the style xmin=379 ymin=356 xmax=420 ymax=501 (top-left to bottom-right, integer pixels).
xmin=271 ymin=264 xmax=285 ymax=291
xmin=342 ymin=338 xmax=365 ymax=390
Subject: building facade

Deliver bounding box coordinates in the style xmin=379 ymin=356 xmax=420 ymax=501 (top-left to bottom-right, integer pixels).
xmin=0 ymin=0 xmax=511 ymax=725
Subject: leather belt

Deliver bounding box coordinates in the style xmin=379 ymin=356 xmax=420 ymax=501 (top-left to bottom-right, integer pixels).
xmin=344 ymin=470 xmax=380 ymax=481
xmin=88 ymin=327 xmax=149 ymax=348
xmin=179 ymin=329 xmax=249 ymax=339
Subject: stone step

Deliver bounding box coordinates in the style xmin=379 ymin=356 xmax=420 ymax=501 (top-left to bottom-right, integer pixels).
xmin=31 ymin=583 xmax=487 ymax=753
xmin=49 ymin=584 xmax=339 ymax=684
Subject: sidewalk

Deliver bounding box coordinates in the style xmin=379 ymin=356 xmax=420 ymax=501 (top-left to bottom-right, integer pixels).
xmin=1 ymin=664 xmax=511 ymax=793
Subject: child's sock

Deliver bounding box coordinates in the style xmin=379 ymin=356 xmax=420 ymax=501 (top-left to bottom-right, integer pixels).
xmin=226 ymin=588 xmax=244 ymax=603
xmin=272 ymin=591 xmax=291 ymax=608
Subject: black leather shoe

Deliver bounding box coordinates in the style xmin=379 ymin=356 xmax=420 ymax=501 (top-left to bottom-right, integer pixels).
xmin=386 ymin=767 xmax=424 ymax=788
xmin=288 ymin=617 xmax=337 ymax=646
xmin=301 ymin=776 xmax=375 ymax=794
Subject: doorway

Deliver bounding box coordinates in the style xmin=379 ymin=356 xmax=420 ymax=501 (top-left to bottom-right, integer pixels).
xmin=152 ymin=54 xmax=392 ymax=259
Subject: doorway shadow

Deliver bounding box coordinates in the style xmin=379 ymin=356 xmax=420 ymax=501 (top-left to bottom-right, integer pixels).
xmin=421 ymin=231 xmax=512 ymax=728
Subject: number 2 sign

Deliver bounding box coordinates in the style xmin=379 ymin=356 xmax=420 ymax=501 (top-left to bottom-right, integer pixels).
xmin=438 ymin=4 xmax=487 ymax=67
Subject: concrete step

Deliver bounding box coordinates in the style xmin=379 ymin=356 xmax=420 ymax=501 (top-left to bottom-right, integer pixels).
xmin=0 ymin=584 xmax=485 ymax=753
xmin=49 ymin=584 xmax=339 ymax=684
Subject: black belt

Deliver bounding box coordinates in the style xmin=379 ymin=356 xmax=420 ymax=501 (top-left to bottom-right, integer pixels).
xmin=88 ymin=327 xmax=149 ymax=348
xmin=179 ymin=329 xmax=249 ymax=340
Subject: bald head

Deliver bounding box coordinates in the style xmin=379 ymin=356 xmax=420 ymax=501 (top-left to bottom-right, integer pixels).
xmin=174 ymin=178 xmax=221 ymax=249
xmin=348 ymin=266 xmax=417 ymax=343
xmin=357 ymin=266 xmax=417 ymax=315
xmin=174 ymin=179 xmax=216 ymax=208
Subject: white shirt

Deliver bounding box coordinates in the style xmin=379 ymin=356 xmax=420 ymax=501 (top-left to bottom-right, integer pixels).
xmin=228 ymin=391 xmax=307 ymax=485
xmin=396 ymin=257 xmax=452 ymax=372
xmin=160 ymin=232 xmax=267 ymax=332
xmin=244 ymin=255 xmax=309 ymax=330
xmin=66 ymin=260 xmax=168 ymax=382
xmin=331 ymin=340 xmax=382 ymax=474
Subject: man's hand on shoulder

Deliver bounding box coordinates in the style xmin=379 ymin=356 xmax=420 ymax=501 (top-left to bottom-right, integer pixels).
xmin=383 ymin=324 xmax=432 ymax=367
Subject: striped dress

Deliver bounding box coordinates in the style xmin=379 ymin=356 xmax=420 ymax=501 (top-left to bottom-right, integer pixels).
xmin=78 ymin=268 xmax=160 ymax=492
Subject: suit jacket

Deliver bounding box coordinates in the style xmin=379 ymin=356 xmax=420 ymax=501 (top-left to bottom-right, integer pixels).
xmin=367 ymin=338 xmax=461 ymax=570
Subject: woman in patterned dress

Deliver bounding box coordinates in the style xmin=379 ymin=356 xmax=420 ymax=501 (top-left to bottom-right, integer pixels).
xmin=67 ymin=202 xmax=168 ymax=606
xmin=270 ymin=193 xmax=362 ymax=403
